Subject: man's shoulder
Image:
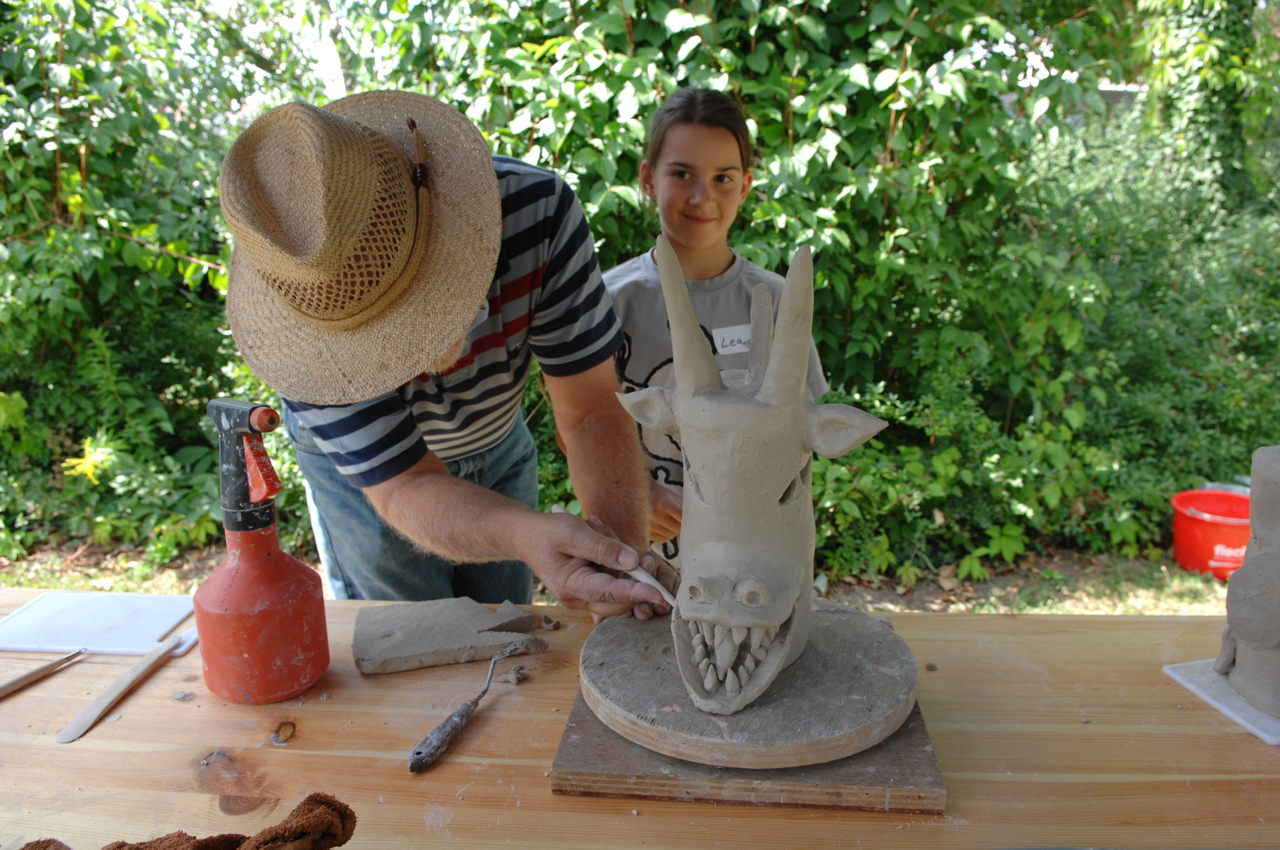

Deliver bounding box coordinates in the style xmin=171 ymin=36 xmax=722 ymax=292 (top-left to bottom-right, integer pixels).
xmin=493 ymin=155 xmax=561 ymax=193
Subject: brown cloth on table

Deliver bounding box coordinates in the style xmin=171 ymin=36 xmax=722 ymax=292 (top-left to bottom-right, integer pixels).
xmin=21 ymin=792 xmax=356 ymax=850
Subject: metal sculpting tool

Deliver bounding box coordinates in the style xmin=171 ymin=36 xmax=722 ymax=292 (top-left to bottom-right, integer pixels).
xmin=0 ymin=648 xmax=86 ymax=701
xmin=409 ymin=639 xmax=529 ymax=772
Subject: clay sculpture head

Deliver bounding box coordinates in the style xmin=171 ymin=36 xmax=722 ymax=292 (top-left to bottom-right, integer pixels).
xmin=619 ymin=237 xmax=887 ymax=714
xmin=1216 ymin=444 xmax=1280 ymax=717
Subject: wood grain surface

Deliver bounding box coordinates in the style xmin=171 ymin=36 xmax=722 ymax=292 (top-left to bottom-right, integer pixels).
xmin=0 ymin=587 xmax=1275 ymax=849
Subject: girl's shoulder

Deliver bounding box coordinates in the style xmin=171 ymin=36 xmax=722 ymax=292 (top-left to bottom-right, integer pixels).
xmin=602 ymin=251 xmax=661 ymax=296
xmin=735 ymin=254 xmax=786 ymax=291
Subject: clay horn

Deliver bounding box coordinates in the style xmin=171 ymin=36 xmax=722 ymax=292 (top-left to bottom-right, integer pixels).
xmin=757 ymin=245 xmax=813 ymax=405
xmin=655 ymin=236 xmax=723 ymax=400
xmin=745 ymin=283 xmax=773 ymax=394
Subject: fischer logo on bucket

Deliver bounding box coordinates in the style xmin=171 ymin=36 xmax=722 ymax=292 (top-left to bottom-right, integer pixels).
xmin=1209 ymin=543 xmax=1248 ymax=568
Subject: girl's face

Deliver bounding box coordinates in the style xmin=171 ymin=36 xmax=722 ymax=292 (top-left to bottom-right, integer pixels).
xmin=640 ymin=122 xmax=753 ymax=263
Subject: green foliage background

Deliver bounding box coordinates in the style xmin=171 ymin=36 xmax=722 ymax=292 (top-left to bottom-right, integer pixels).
xmin=1 ymin=0 xmax=1278 ymax=586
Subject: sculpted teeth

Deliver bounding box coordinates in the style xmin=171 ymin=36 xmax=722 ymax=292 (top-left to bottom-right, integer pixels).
xmin=715 ymin=631 xmax=736 ymax=680
xmin=703 ymin=664 xmax=718 ymax=693
xmin=684 ymin=616 xmax=782 ymax=698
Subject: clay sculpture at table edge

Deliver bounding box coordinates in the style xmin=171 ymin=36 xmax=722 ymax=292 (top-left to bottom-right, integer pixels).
xmin=617 ymin=237 xmax=887 ymax=715
xmin=1215 ymin=444 xmax=1280 ymax=717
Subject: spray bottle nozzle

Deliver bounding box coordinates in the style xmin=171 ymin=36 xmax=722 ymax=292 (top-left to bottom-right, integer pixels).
xmin=208 ymin=399 xmax=283 ymax=531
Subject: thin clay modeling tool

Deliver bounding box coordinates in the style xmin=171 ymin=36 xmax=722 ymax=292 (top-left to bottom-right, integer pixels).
xmin=0 ymin=648 xmax=86 ymax=701
xmin=408 ymin=639 xmax=530 ymax=772
xmin=550 ymin=504 xmax=677 ymax=608
xmin=57 ymin=628 xmax=196 ymax=743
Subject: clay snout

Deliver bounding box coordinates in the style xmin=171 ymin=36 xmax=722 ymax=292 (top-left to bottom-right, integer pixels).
xmin=678 ymin=543 xmax=802 ymax=628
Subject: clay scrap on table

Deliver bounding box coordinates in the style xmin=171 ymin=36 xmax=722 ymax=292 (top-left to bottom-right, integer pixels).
xmin=353 ymin=597 xmax=546 ymax=675
xmin=1216 ymin=444 xmax=1280 ymax=717
xmin=617 ymin=237 xmax=886 ymax=715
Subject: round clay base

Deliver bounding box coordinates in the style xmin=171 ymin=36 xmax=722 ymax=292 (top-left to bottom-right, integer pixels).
xmin=579 ymin=600 xmax=917 ymax=769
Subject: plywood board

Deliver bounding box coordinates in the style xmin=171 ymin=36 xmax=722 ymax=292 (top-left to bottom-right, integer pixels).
xmin=551 ymin=691 xmax=945 ymax=812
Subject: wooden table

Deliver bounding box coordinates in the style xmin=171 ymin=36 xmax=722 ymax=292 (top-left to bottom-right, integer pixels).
xmin=0 ymin=587 xmax=1275 ymax=848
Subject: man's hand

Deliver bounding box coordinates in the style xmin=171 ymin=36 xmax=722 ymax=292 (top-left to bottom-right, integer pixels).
xmin=517 ymin=510 xmax=671 ymax=620
xmin=580 ymin=514 xmax=677 ymax=621
xmin=648 ymin=480 xmax=683 ymax=544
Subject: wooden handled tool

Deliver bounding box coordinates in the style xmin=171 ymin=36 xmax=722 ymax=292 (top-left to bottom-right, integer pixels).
xmin=408 ymin=639 xmax=530 ymax=773
xmin=0 ymin=648 xmax=86 ymax=701
xmin=57 ymin=628 xmax=194 ymax=744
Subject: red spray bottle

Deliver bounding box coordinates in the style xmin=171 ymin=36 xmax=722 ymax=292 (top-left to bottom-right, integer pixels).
xmin=194 ymin=399 xmax=329 ymax=704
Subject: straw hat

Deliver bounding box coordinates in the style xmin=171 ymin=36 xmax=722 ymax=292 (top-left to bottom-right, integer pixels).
xmin=219 ymin=91 xmax=501 ymax=405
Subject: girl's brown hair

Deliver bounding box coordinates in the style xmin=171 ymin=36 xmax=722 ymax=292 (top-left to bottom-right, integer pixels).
xmin=643 ymin=88 xmax=753 ymax=170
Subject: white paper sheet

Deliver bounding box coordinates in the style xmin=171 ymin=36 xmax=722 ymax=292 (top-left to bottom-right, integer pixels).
xmin=0 ymin=592 xmax=197 ymax=656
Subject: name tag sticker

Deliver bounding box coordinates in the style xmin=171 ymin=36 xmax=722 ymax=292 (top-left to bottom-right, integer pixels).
xmin=714 ymin=323 xmax=752 ymax=355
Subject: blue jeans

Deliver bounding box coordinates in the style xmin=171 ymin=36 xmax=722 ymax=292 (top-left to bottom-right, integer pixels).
xmin=284 ymin=409 xmax=538 ymax=604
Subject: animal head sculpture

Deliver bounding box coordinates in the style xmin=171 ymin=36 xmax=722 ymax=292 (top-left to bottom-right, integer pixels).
xmin=619 ymin=238 xmax=887 ymax=714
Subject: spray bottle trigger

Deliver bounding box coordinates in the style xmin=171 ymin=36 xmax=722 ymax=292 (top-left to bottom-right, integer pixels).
xmin=243 ymin=434 xmax=282 ymax=504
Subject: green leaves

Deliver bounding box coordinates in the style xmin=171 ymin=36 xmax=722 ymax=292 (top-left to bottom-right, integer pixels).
xmin=0 ymin=0 xmax=322 ymax=554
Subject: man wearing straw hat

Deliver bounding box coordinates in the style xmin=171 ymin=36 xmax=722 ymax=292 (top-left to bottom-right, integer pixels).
xmin=218 ymin=92 xmax=674 ymax=620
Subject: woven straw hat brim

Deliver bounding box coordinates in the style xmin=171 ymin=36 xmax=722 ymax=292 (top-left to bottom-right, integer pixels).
xmin=226 ymin=91 xmax=501 ymax=406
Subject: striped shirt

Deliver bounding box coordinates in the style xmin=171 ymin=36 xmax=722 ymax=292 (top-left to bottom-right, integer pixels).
xmin=283 ymin=156 xmax=622 ymax=487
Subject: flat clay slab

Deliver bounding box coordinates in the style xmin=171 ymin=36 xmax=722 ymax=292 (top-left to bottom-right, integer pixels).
xmin=352 ymin=597 xmax=543 ymax=674
xmin=578 ymin=600 xmax=917 ymax=769
xmin=551 ymin=691 xmax=944 ymax=812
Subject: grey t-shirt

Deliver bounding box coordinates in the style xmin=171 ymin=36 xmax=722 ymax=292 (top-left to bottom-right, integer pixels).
xmin=604 ymin=250 xmax=830 ymax=562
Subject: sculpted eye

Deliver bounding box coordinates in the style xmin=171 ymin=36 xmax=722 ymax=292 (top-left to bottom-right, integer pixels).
xmin=736 ymin=578 xmax=769 ymax=608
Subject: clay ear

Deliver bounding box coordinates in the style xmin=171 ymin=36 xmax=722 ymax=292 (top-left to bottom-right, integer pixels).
xmin=617 ymin=387 xmax=679 ymax=435
xmin=806 ymin=404 xmax=888 ymax=458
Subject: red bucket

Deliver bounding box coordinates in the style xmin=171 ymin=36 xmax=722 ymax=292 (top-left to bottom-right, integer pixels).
xmin=1170 ymin=490 xmax=1251 ymax=579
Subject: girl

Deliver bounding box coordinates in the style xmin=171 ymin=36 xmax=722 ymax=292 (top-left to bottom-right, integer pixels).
xmin=605 ymin=88 xmax=828 ymax=564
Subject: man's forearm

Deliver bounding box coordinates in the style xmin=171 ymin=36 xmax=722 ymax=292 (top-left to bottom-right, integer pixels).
xmin=363 ymin=453 xmax=535 ymax=563
xmin=363 ymin=447 xmax=658 ymax=617
xmin=559 ymin=404 xmax=650 ymax=551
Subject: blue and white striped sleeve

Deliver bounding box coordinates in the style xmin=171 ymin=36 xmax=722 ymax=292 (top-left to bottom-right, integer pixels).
xmin=283 ymin=393 xmax=426 ymax=488
xmin=527 ymin=177 xmax=622 ymax=377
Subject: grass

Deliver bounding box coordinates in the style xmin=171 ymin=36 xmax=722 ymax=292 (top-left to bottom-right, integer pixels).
xmin=0 ymin=541 xmax=318 ymax=596
xmin=825 ymin=550 xmax=1227 ymax=616
xmin=0 ymin=540 xmax=1229 ymax=618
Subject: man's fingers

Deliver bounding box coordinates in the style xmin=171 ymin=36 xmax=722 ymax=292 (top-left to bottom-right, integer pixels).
xmin=562 ymin=564 xmax=664 ymax=607
xmin=552 ymin=511 xmax=638 ymax=570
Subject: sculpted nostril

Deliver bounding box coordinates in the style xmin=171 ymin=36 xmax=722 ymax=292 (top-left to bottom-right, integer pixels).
xmin=687 ymin=582 xmax=707 ymax=603
xmin=736 ymin=579 xmax=769 ymax=608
